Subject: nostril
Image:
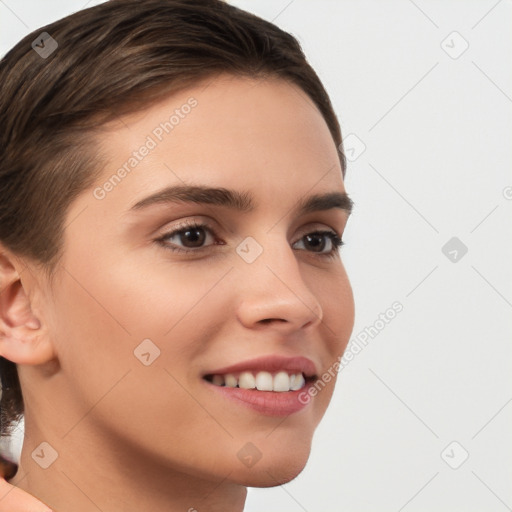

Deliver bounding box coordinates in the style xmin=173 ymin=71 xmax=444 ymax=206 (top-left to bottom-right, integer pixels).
xmin=260 ymin=318 xmax=285 ymax=324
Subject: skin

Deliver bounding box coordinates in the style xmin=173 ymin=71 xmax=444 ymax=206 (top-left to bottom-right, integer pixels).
xmin=0 ymin=73 xmax=354 ymax=511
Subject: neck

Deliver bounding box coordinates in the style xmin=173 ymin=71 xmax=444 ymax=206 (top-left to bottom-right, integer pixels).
xmin=12 ymin=413 xmax=247 ymax=512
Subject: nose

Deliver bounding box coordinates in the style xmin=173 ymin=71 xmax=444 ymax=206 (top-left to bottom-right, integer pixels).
xmin=235 ymin=238 xmax=324 ymax=335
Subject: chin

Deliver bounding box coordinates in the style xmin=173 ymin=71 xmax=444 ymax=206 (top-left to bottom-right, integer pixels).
xmin=231 ymin=445 xmax=312 ymax=488
xmin=241 ymin=460 xmax=309 ymax=487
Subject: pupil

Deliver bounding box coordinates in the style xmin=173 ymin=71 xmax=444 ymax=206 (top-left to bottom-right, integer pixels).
xmin=305 ymin=233 xmax=325 ymax=252
xmin=183 ymin=228 xmax=205 ymax=247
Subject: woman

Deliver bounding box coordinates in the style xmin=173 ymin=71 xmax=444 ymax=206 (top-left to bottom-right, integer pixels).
xmin=0 ymin=0 xmax=354 ymax=510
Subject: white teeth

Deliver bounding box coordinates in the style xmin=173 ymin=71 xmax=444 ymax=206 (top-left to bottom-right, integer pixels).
xmin=255 ymin=371 xmax=274 ymax=391
xmin=209 ymin=371 xmax=306 ymax=391
xmin=273 ymin=371 xmax=291 ymax=392
xmin=225 ymin=374 xmax=237 ymax=388
xmin=239 ymin=371 xmax=256 ymax=389
xmin=238 ymin=372 xmax=256 ymax=389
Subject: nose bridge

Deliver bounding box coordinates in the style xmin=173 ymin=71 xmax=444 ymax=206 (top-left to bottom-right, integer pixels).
xmin=234 ymin=232 xmax=323 ymax=331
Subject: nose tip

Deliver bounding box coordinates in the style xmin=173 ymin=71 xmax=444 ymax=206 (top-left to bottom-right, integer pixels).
xmin=235 ymin=265 xmax=324 ymax=334
xmin=258 ymin=300 xmax=323 ymax=328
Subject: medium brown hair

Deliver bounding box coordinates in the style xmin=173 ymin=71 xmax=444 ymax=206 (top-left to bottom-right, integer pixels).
xmin=0 ymin=0 xmax=346 ymax=437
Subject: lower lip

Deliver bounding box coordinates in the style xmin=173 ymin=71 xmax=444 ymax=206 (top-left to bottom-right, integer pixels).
xmin=204 ymin=380 xmax=314 ymax=416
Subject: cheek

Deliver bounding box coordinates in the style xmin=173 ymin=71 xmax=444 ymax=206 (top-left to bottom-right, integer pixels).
xmin=334 ymin=282 xmax=355 ymax=356
xmin=48 ymin=256 xmax=226 ymax=387
xmin=316 ymin=264 xmax=355 ymax=358
xmin=76 ymin=251 xmax=229 ymax=338
xmin=304 ymin=266 xmax=354 ymax=418
xmin=47 ymin=276 xmax=134 ymax=408
xmin=46 ymin=267 xmax=215 ymax=443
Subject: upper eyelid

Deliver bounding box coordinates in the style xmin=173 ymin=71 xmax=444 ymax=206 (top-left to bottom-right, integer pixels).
xmin=158 ymin=211 xmax=345 ymax=233
xmin=158 ymin=220 xmax=342 ymax=240
xmin=157 ymin=220 xmax=217 ymax=239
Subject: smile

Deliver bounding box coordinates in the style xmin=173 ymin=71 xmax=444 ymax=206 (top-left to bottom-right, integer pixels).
xmin=204 ymin=370 xmax=307 ymax=392
xmin=202 ymin=355 xmax=319 ymax=416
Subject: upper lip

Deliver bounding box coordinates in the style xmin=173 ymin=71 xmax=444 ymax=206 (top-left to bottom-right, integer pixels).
xmin=203 ymin=355 xmax=318 ymax=379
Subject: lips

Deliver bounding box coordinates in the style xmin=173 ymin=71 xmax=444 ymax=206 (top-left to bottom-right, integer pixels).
xmin=202 ymin=355 xmax=318 ymax=416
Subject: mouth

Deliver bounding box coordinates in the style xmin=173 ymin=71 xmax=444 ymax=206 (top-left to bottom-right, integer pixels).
xmin=203 ymin=370 xmax=315 ymax=392
xmin=201 ymin=355 xmax=319 ymax=416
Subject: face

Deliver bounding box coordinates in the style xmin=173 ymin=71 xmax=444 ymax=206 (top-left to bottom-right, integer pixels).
xmin=29 ymin=74 xmax=354 ymax=486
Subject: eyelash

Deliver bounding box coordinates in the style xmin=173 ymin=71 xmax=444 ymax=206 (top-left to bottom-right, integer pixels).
xmin=155 ymin=221 xmax=345 ymax=259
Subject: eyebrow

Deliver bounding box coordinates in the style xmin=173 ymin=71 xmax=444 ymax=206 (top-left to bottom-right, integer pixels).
xmin=129 ymin=184 xmax=353 ymax=216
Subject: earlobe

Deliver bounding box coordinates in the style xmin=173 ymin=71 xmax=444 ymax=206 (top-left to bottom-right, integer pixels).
xmin=0 ymin=249 xmax=56 ymax=366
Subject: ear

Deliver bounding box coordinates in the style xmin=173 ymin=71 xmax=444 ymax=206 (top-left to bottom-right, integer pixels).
xmin=0 ymin=248 xmax=56 ymax=365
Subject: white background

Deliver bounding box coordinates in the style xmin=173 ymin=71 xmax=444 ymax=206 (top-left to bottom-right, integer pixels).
xmin=1 ymin=1 xmax=511 ymax=510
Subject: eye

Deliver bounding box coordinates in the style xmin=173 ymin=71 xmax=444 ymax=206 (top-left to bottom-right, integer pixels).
xmin=155 ymin=221 xmax=344 ymax=258
xmin=292 ymin=230 xmax=344 ymax=258
xmin=156 ymin=221 xmax=220 ymax=254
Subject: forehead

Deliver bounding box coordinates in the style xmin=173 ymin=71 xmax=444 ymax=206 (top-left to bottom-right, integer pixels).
xmin=104 ymin=75 xmax=339 ymax=169
xmin=80 ymin=74 xmax=346 ymax=222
